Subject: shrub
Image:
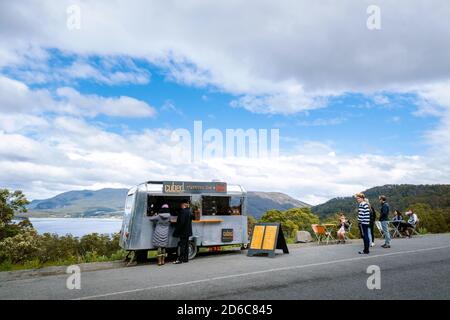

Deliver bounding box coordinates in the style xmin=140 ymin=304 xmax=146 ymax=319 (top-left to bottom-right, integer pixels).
xmin=0 ymin=230 xmax=40 ymax=264
xmin=260 ymin=207 xmax=320 ymax=239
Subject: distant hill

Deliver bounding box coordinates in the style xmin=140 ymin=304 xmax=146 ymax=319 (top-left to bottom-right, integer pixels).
xmin=23 ymin=188 xmax=310 ymax=219
xmin=311 ymin=184 xmax=450 ymax=218
xmin=26 ymin=188 xmax=129 ymax=217
xmin=247 ymin=191 xmax=310 ymax=219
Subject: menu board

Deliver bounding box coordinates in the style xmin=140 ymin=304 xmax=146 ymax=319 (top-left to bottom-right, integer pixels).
xmin=247 ymin=223 xmax=289 ymax=258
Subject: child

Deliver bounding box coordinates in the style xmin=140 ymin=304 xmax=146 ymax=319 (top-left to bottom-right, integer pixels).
xmin=337 ymin=213 xmax=350 ymax=244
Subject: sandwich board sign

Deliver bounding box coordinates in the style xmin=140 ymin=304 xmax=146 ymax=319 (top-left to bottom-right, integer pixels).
xmin=247 ymin=222 xmax=289 ymax=258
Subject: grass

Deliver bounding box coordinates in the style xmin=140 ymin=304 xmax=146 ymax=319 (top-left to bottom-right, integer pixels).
xmin=0 ymin=250 xmax=127 ymax=272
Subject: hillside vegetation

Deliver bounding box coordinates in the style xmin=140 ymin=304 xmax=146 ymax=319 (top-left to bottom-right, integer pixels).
xmin=311 ymin=184 xmax=450 ymax=234
xmin=312 ymin=184 xmax=450 ymax=217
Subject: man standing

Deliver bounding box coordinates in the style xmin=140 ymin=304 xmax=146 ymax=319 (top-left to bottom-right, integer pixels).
xmin=379 ymin=195 xmax=391 ymax=248
xmin=356 ymin=193 xmax=370 ymax=254
xmin=173 ymin=200 xmax=193 ymax=264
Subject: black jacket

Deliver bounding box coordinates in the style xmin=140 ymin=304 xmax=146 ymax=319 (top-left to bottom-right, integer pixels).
xmin=173 ymin=207 xmax=193 ymax=238
xmin=379 ymin=202 xmax=390 ymax=221
xmin=369 ymin=205 xmax=377 ymax=224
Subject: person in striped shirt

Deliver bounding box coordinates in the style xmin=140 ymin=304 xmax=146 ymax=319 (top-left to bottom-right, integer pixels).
xmin=356 ymin=193 xmax=371 ymax=254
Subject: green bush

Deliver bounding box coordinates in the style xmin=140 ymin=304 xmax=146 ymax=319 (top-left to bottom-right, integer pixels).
xmin=260 ymin=207 xmax=320 ymax=239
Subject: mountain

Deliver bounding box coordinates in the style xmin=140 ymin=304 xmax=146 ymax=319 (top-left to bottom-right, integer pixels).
xmin=311 ymin=184 xmax=450 ymax=218
xmin=22 ymin=188 xmax=310 ymax=219
xmin=26 ymin=188 xmax=128 ymax=218
xmin=247 ymin=191 xmax=310 ymax=219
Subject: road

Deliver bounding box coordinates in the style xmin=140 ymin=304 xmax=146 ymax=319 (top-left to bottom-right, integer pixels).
xmin=1 ymin=234 xmax=449 ymax=300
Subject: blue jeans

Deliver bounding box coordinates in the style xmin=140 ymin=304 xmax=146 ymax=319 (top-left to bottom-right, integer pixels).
xmin=381 ymin=220 xmax=391 ymax=245
xmin=359 ymin=224 xmax=370 ymax=253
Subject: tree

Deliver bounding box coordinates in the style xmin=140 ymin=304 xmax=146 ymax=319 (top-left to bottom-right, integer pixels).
xmin=247 ymin=215 xmax=257 ymax=237
xmin=260 ymin=207 xmax=320 ymax=239
xmin=0 ymin=189 xmax=30 ymax=240
xmin=409 ymin=203 xmax=448 ymax=233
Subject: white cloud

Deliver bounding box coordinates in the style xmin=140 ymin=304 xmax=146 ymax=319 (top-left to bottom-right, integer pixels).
xmin=1 ymin=1 xmax=450 ymax=114
xmin=296 ymin=117 xmax=347 ymax=127
xmin=0 ymin=1 xmax=450 ymax=202
xmin=1 ymin=117 xmax=449 ymax=203
xmin=0 ymin=75 xmax=156 ymax=118
xmin=60 ymin=58 xmax=151 ymax=86
xmin=161 ymin=100 xmax=183 ymax=116
xmin=0 ymin=76 xmax=55 ymax=114
xmin=56 ymin=87 xmax=156 ymax=118
xmin=413 ymin=82 xmax=450 ymax=156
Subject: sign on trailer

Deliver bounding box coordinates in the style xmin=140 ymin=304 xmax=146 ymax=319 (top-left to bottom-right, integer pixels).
xmin=163 ymin=181 xmax=227 ymax=194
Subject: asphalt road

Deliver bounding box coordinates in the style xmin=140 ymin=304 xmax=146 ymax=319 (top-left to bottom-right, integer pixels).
xmin=1 ymin=234 xmax=449 ymax=300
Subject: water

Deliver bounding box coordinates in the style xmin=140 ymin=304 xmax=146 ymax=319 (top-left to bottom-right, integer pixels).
xmin=24 ymin=218 xmax=123 ymax=237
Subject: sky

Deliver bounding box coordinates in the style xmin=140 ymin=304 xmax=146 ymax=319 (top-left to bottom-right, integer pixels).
xmin=1 ymin=0 xmax=450 ymax=205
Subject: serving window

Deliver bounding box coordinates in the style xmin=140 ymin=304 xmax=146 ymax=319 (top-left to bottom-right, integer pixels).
xmin=146 ymin=195 xmax=190 ymax=217
xmin=202 ymin=196 xmax=243 ymax=216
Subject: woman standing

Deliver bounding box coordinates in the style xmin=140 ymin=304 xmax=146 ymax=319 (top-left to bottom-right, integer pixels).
xmin=356 ymin=193 xmax=371 ymax=254
xmin=149 ymin=204 xmax=171 ymax=266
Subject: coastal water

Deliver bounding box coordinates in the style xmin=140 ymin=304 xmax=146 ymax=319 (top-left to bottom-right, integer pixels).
xmin=24 ymin=218 xmax=123 ymax=237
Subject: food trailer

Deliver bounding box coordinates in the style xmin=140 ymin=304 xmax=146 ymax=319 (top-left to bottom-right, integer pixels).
xmin=119 ymin=181 xmax=248 ymax=261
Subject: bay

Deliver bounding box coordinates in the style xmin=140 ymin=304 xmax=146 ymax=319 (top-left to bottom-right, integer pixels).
xmin=22 ymin=218 xmax=123 ymax=237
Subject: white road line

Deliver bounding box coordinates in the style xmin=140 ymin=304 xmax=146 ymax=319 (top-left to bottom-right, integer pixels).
xmin=74 ymin=244 xmax=450 ymax=300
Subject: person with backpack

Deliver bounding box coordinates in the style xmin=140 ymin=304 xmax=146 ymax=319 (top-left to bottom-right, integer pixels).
xmin=366 ymin=198 xmax=377 ymax=247
xmin=379 ymin=195 xmax=391 ymax=248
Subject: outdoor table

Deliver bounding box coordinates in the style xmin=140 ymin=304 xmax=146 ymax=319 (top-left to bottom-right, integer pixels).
xmin=390 ymin=220 xmax=404 ymax=238
xmin=322 ymin=224 xmax=336 ymax=243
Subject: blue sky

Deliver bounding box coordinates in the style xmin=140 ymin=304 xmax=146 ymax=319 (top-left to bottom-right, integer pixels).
xmin=1 ymin=1 xmax=449 ymax=204
xmin=8 ymin=52 xmax=434 ymax=156
xmin=15 ymin=54 xmax=434 ymax=156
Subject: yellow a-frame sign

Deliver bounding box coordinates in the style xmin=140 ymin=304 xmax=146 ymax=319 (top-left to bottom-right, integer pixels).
xmin=247 ymin=222 xmax=289 ymax=258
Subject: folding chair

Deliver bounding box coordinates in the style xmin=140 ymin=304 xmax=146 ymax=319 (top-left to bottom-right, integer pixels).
xmin=375 ymin=221 xmax=386 ymax=238
xmin=376 ymin=221 xmax=395 ymax=239
xmin=410 ymin=220 xmax=420 ymax=236
xmin=311 ymin=224 xmax=333 ymax=245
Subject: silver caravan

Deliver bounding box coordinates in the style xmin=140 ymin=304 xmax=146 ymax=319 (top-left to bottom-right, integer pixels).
xmin=119 ymin=181 xmax=248 ymax=261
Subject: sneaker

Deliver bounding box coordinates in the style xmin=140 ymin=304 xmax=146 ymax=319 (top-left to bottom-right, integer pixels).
xmin=358 ymin=251 xmax=369 ymax=254
xmin=370 ymin=242 xmax=375 ymax=247
xmin=381 ymin=244 xmax=391 ymax=248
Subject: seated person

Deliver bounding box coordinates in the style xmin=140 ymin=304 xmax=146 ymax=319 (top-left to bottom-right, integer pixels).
xmin=336 ymin=213 xmax=350 ymax=244
xmin=391 ymin=210 xmax=404 ymax=230
xmin=404 ymin=210 xmax=419 ymax=237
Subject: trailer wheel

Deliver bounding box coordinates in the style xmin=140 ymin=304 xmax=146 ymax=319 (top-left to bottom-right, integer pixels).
xmin=177 ymin=241 xmax=198 ymax=260
xmin=188 ymin=241 xmax=198 ymax=260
